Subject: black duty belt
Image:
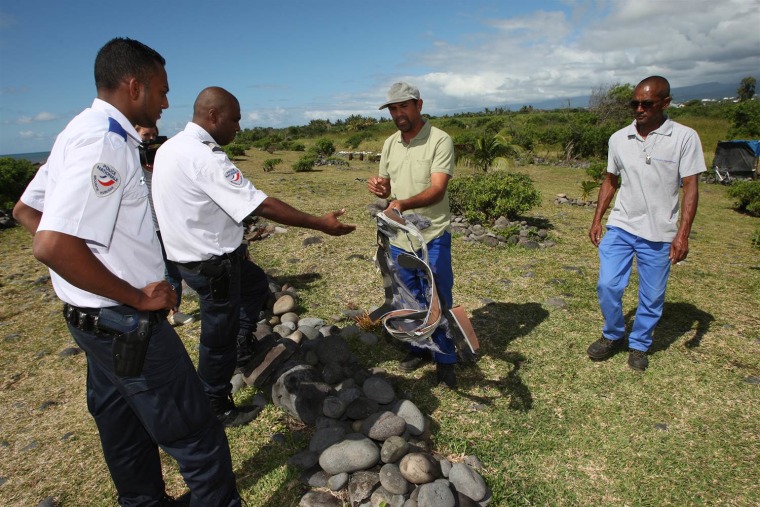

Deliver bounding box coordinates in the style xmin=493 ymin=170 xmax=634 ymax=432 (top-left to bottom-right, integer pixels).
xmin=176 ymin=243 xmax=247 ymax=273
xmin=63 ymin=303 xmax=167 ymax=334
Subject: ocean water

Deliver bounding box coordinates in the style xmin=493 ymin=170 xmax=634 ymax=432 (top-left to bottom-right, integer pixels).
xmin=1 ymin=151 xmax=50 ymax=165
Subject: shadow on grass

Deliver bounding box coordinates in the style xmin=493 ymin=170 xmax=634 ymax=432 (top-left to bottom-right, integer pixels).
xmin=621 ymin=301 xmax=714 ymax=353
xmin=457 ymin=302 xmax=550 ymax=412
xmin=652 ymin=301 xmax=714 ymax=351
xmin=232 ymin=418 xmax=312 ymax=506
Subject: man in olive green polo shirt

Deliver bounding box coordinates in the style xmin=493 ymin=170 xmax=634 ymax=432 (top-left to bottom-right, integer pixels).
xmin=368 ymin=82 xmax=458 ymax=388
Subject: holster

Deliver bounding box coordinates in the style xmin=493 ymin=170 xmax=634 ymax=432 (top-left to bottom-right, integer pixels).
xmin=198 ymin=258 xmax=232 ymax=302
xmin=99 ymin=306 xmax=153 ymax=377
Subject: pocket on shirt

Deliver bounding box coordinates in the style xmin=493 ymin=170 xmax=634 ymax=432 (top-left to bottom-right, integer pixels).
xmin=413 ymin=159 xmax=432 ymax=184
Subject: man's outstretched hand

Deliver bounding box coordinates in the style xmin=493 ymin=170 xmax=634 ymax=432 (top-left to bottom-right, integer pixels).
xmin=318 ymin=209 xmax=356 ymax=236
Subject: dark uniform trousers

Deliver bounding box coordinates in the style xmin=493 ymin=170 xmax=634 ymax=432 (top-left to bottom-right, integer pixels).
xmin=175 ymin=244 xmax=269 ymax=408
xmin=67 ymin=319 xmax=241 ymax=506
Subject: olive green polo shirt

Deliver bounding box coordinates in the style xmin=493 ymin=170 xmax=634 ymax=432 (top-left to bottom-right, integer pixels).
xmin=379 ymin=120 xmax=455 ymax=250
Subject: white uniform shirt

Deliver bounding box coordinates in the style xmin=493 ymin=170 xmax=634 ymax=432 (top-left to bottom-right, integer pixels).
xmin=606 ymin=118 xmax=706 ymax=242
xmin=152 ymin=122 xmax=268 ymax=262
xmin=23 ymin=98 xmax=164 ymax=308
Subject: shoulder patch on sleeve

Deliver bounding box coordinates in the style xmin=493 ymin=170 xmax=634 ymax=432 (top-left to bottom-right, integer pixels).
xmin=202 ymin=140 xmax=225 ymax=153
xmin=91 ymin=163 xmax=121 ymax=197
xmin=224 ymin=166 xmax=244 ymax=187
xmin=107 ymin=118 xmax=127 ymax=141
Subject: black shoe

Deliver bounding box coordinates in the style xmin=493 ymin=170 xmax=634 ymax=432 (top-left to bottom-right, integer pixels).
xmin=587 ymin=336 xmax=624 ymax=360
xmin=436 ymin=363 xmax=457 ymax=389
xmin=399 ymin=351 xmax=430 ymax=372
xmin=157 ymin=493 xmax=189 ymax=506
xmin=212 ymin=396 xmax=263 ymax=428
xmin=628 ymin=349 xmax=649 ymax=371
xmin=235 ymin=332 xmax=256 ymax=373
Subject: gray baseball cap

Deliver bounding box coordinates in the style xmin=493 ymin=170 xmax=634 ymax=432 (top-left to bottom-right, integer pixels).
xmin=379 ymin=82 xmax=420 ymax=109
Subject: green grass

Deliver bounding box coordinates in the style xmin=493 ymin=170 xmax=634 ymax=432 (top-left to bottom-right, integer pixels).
xmin=0 ymin=149 xmax=758 ymax=506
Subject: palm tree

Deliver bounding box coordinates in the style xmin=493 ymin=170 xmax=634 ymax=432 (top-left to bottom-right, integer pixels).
xmin=471 ymin=134 xmax=508 ymax=172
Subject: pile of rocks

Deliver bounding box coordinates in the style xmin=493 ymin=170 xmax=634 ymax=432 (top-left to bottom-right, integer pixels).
xmin=240 ymin=282 xmax=492 ymax=507
xmin=451 ymin=215 xmax=554 ymax=249
xmin=553 ymin=193 xmax=597 ymax=207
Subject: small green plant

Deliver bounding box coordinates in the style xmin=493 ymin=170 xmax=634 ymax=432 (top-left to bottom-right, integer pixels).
xmin=262 ymin=158 xmax=282 ymax=172
xmin=727 ymin=180 xmax=760 ymax=216
xmin=292 ymin=154 xmax=317 ymax=173
xmin=0 ymin=157 xmax=37 ymax=209
xmin=311 ymin=138 xmax=336 ymax=157
xmin=223 ymin=143 xmax=246 ymax=159
xmin=345 ymin=131 xmax=372 ymax=149
xmin=579 ymin=160 xmax=606 ymax=201
xmin=449 ymin=171 xmax=541 ymax=223
xmin=752 ymin=228 xmax=760 ymax=249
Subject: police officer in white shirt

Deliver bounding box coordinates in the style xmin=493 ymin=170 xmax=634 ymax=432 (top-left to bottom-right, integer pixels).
xmin=152 ymin=86 xmax=355 ymax=427
xmin=13 ymin=39 xmax=241 ymax=506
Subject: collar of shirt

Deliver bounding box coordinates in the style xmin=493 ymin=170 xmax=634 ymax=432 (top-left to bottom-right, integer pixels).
xmin=396 ymin=119 xmax=432 ymax=146
xmin=184 ymin=121 xmax=219 ymax=144
xmin=627 ymin=117 xmax=674 ymax=140
xmin=91 ymin=98 xmax=141 ymax=145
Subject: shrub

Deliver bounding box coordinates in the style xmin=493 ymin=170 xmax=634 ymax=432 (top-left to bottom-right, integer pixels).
xmin=449 ymin=171 xmax=541 ymax=223
xmin=311 ymin=138 xmax=335 ymax=157
xmin=727 ymin=180 xmax=760 ymax=216
xmin=0 ymin=157 xmax=37 ymax=209
xmin=262 ymin=158 xmax=282 ymax=172
xmin=223 ymin=144 xmax=246 ymax=159
xmin=345 ymin=132 xmax=372 ymax=149
xmin=292 ymin=154 xmax=317 ymax=173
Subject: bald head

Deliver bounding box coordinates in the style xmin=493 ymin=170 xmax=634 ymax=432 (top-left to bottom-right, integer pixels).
xmin=636 ymin=76 xmax=671 ymax=100
xmin=192 ymin=87 xmax=241 ymax=146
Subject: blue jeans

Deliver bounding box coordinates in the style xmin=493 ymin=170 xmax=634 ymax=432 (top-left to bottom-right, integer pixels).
xmin=68 ymin=320 xmax=240 ymax=506
xmin=176 ymin=248 xmax=269 ymax=403
xmin=390 ymin=231 xmax=456 ymax=364
xmin=597 ymin=226 xmax=672 ymax=351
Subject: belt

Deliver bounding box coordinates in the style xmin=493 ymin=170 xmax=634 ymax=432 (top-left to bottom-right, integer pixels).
xmin=177 ymin=243 xmax=247 ymax=272
xmin=63 ymin=303 xmax=167 ymax=334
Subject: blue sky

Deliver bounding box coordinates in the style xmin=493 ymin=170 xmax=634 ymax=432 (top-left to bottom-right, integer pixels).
xmin=1 ymin=0 xmax=758 ymax=154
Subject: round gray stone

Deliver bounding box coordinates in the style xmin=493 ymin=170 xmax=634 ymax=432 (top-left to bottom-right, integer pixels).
xmin=381 ymin=435 xmax=409 ymax=464
xmin=327 ymin=472 xmax=349 ymax=491
xmin=449 ymin=463 xmax=487 ymax=501
xmin=273 ymin=294 xmax=296 ymax=315
xmin=319 ymin=434 xmax=380 ymax=475
xmin=417 ymin=481 xmax=455 ymax=507
xmin=322 ymin=396 xmax=347 ymax=419
xmin=363 ymin=376 xmax=395 ymax=404
xmin=380 ymin=463 xmax=411 ymax=495
xmin=399 ymin=452 xmax=441 ymax=484
xmin=298 ymin=490 xmax=341 ymax=507
xmin=361 ymin=411 xmax=407 ymax=441
xmin=392 ymin=399 xmax=426 ymax=436
xmin=309 ymin=426 xmax=347 ymax=453
xmin=347 ymin=470 xmax=380 ymax=506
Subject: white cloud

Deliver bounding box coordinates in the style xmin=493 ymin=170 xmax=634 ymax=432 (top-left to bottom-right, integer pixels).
xmin=398 ymin=0 xmax=760 ymax=113
xmin=16 ymin=111 xmax=58 ymax=124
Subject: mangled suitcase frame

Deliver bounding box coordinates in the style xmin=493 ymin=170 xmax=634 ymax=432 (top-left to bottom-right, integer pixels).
xmin=369 ymin=208 xmax=479 ymax=362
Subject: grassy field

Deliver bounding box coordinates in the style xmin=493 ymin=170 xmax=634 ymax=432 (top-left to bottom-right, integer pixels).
xmin=0 ymin=146 xmax=758 ymax=506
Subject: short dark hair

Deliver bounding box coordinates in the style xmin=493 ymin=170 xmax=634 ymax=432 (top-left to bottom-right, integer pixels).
xmin=94 ymin=37 xmax=165 ymax=91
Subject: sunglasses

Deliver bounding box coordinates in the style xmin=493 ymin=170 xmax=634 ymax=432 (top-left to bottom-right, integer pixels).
xmin=629 ymin=100 xmax=660 ymax=109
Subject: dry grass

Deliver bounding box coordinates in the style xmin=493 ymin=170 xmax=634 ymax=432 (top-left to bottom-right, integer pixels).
xmin=0 ymin=150 xmax=758 ymax=506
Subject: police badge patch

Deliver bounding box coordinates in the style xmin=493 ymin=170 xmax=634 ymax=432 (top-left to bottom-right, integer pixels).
xmin=225 ymin=167 xmax=244 ymax=187
xmin=91 ymin=163 xmax=121 ymax=197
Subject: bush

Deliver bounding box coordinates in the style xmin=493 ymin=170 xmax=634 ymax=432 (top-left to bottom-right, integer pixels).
xmin=345 ymin=132 xmax=372 ymax=149
xmin=0 ymin=157 xmax=37 ymax=209
xmin=727 ymin=180 xmax=760 ymax=216
xmin=449 ymin=171 xmax=541 ymax=223
xmin=292 ymin=154 xmax=317 ymax=173
xmin=223 ymin=144 xmax=246 ymax=159
xmin=311 ymin=138 xmax=335 ymax=157
xmin=262 ymin=158 xmax=282 ymax=172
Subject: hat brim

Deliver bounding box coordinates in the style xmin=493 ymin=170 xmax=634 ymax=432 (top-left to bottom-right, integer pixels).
xmin=378 ymin=95 xmax=418 ymax=110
